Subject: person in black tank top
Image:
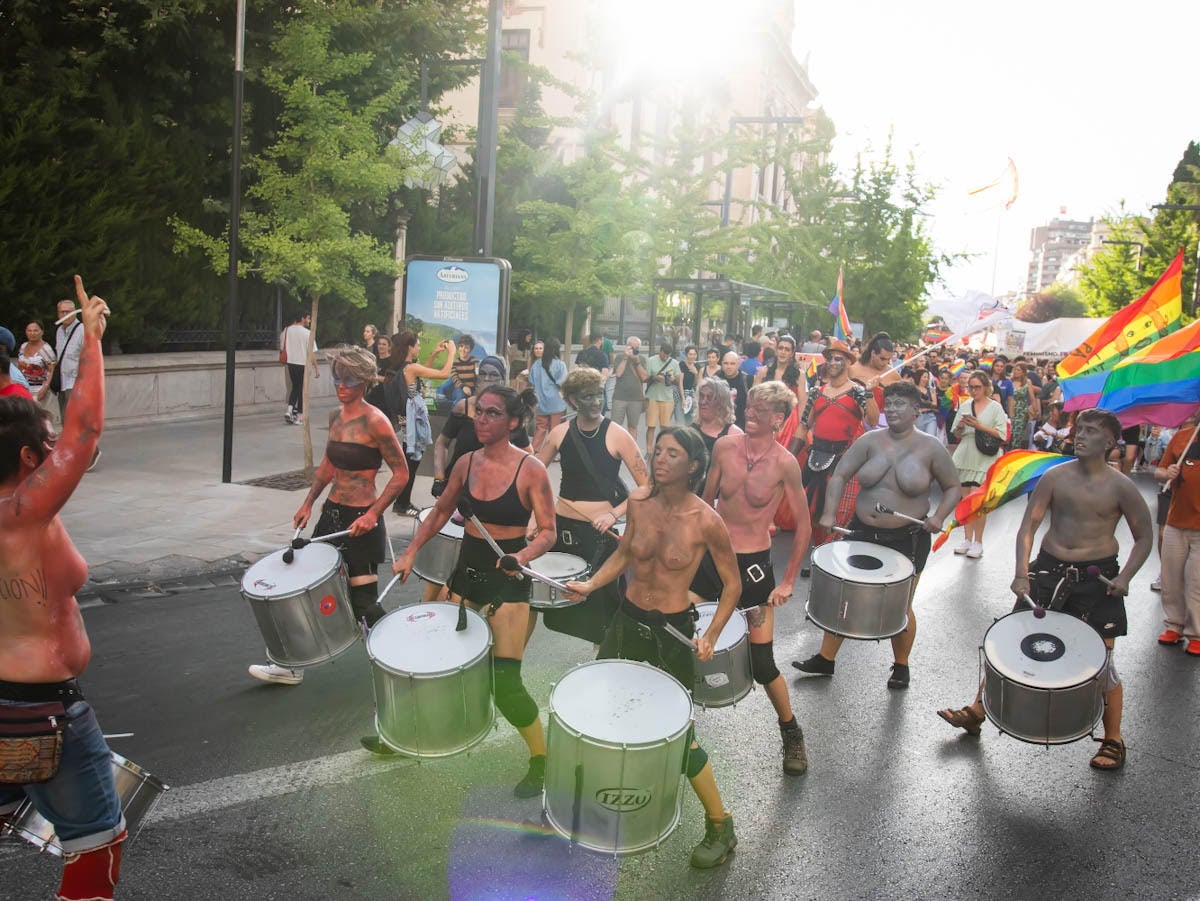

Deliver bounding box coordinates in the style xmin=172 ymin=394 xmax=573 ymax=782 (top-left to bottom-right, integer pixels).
xmin=390 ymin=386 xmax=558 ymax=798
xmin=533 ymin=368 xmax=649 ymax=643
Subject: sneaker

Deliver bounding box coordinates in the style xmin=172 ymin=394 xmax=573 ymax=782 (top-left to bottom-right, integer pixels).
xmin=965 ymin=542 xmax=983 ymax=559
xmin=1187 ymin=639 xmax=1200 ymax=657
xmin=1150 ymin=575 xmax=1162 ymax=592
xmin=690 ymin=813 xmax=737 ymax=869
xmin=780 ymin=721 xmax=808 ymax=776
xmin=791 ymin=653 xmax=835 ymax=676
xmin=1158 ymin=629 xmax=1183 ymax=646
xmin=514 ymin=755 xmax=546 ymax=799
xmin=86 ymin=449 xmax=101 ymax=472
xmin=887 ymin=663 xmax=910 ymax=690
xmin=248 ymin=663 xmax=303 ymax=685
xmin=953 ymin=540 xmax=972 ymax=555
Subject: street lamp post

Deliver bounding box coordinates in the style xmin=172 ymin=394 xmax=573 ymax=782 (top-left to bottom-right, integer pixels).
xmin=221 ymin=0 xmax=247 ymax=484
xmin=473 ymin=0 xmax=503 ymax=256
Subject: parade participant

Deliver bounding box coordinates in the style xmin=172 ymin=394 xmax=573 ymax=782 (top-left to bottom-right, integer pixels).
xmin=937 ymin=409 xmax=1152 ymax=771
xmin=565 ymin=428 xmax=742 ymax=868
xmin=691 ymin=377 xmax=742 ymax=482
xmin=793 ymin=381 xmax=962 ymax=687
xmin=390 ymin=386 xmax=557 ymax=795
xmin=387 ymin=331 xmax=455 ymax=517
xmin=717 ymin=351 xmax=750 ymax=429
xmin=753 ymin=334 xmax=806 ymax=406
xmin=249 ymin=346 xmax=410 ymax=686
xmin=696 ymin=382 xmax=812 ymax=774
xmin=1154 ymin=416 xmax=1200 ymax=654
xmin=949 ymin=371 xmax=1009 ymax=559
xmin=790 ymin=340 xmax=877 ymax=560
xmin=849 ymin=332 xmax=901 ymax=390
xmin=0 ymin=278 xmax=126 ymax=901
xmin=1008 ymin=361 xmax=1040 ymax=450
xmin=533 ymin=368 xmax=648 ymax=641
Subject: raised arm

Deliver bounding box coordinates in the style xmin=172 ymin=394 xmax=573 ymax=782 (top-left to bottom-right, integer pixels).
xmin=407 ymin=339 xmax=456 ymax=380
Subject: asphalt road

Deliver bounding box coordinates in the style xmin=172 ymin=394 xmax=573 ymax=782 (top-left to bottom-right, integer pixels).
xmin=2 ymin=491 xmax=1197 ymax=901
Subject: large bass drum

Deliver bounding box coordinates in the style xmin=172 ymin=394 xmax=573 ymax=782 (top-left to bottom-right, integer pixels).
xmin=692 ymin=603 xmax=752 ymax=708
xmin=806 ymin=540 xmax=914 ymax=640
xmin=982 ymin=609 xmax=1107 ymax=745
xmin=241 ymin=543 xmax=357 ymax=668
xmin=366 ymin=603 xmax=494 ymax=757
xmin=412 ymin=507 xmax=464 ymax=586
xmin=544 ymin=660 xmax=693 ymax=855
xmin=2 ymin=752 xmax=169 ymax=855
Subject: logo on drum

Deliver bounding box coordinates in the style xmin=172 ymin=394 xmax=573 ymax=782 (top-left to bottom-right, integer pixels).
xmin=594 ymin=787 xmax=652 ymax=813
xmin=319 ymin=595 xmax=337 ymax=616
xmin=406 ymin=611 xmax=437 ymax=622
xmin=253 ymin=579 xmax=276 ymax=591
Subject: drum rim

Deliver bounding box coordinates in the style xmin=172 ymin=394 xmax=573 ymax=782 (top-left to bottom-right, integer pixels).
xmin=373 ymin=709 xmax=496 ymax=758
xmin=548 ymin=659 xmax=694 ymax=746
xmin=805 ymin=603 xmax=910 ymax=641
xmin=810 ymin=539 xmax=915 ymax=582
xmin=981 ymin=610 xmax=1107 ymax=689
xmin=365 ymin=605 xmax=494 ymax=676
xmin=530 ymin=552 xmax=589 ymax=579
xmin=111 ymin=751 xmax=171 ymax=792
xmin=418 ymin=506 xmax=466 ymax=537
xmin=693 ymin=602 xmax=749 ymax=647
xmin=241 ymin=545 xmax=346 ymax=597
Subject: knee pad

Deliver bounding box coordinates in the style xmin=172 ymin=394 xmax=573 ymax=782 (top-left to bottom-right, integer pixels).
xmin=750 ymin=641 xmax=781 ymax=686
xmin=350 ymin=582 xmax=384 ymax=627
xmin=684 ymin=740 xmax=709 ymax=779
xmin=493 ymin=657 xmax=539 ymax=729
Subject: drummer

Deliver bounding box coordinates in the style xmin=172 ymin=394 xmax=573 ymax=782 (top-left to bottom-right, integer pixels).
xmin=566 ymin=428 xmax=742 ymax=869
xmin=792 ymin=381 xmax=961 ymax=688
xmin=531 ymin=367 xmax=647 ymax=643
xmin=426 ymin=356 xmax=531 ymax=602
xmin=695 ymin=381 xmax=811 ymax=775
xmin=0 ymin=279 xmax=128 ymax=901
xmin=936 ymin=409 xmax=1152 ymax=771
xmin=249 ymin=345 xmax=409 ymax=686
xmin=391 ymin=386 xmax=557 ymax=796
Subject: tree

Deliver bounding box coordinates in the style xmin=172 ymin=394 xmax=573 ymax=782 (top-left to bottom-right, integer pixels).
xmin=1016 ymin=283 xmax=1088 ymax=322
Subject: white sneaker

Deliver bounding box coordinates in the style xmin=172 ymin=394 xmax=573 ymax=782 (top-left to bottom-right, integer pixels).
xmin=965 ymin=542 xmax=983 ymax=559
xmin=953 ymin=541 xmax=972 ymax=555
xmin=1151 ymin=575 xmax=1162 ymax=592
xmin=248 ymin=663 xmax=303 ymax=685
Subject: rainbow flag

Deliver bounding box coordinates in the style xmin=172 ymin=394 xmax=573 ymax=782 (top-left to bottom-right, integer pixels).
xmin=1092 ymin=318 xmax=1200 ymax=427
xmin=978 ymin=355 xmax=994 ymax=371
xmin=932 ymin=451 xmax=1073 ymax=551
xmin=1057 ymin=250 xmax=1183 ymax=410
xmin=949 ymin=359 xmax=967 ymax=377
xmin=827 ymin=267 xmax=851 ymax=341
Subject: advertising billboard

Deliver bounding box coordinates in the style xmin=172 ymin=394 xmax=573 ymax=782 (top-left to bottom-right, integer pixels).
xmin=402 ymin=256 xmax=511 ymax=358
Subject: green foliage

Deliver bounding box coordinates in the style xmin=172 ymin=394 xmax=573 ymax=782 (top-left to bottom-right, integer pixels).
xmin=1017 ymin=283 xmax=1088 ymax=323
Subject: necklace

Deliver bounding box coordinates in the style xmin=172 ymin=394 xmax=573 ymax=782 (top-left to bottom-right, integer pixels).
xmin=745 ymin=436 xmax=771 ymax=471
xmin=576 ymin=419 xmax=602 ymax=438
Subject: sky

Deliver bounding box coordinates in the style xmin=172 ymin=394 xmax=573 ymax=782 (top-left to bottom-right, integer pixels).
xmin=792 ymin=0 xmax=1199 ymax=301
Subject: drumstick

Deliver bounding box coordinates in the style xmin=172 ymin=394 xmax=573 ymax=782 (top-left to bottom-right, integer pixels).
xmin=1085 ymin=565 xmax=1123 ymax=595
xmin=55 ymin=310 xmax=80 ymax=325
xmin=662 ymin=621 xmax=699 ymax=653
xmin=832 ymin=525 xmax=853 ymax=536
xmin=282 ymin=528 xmax=355 ymax=562
xmin=377 ymin=570 xmax=404 ymax=601
xmin=557 ymin=497 xmax=622 ymax=536
xmin=281 ymin=527 xmax=304 ymax=564
xmin=498 ymin=554 xmax=571 ymax=593
xmin=873 ymin=503 xmax=928 ymax=527
xmin=1019 ymin=592 xmax=1047 ymax=619
xmin=1160 ymin=422 xmax=1198 ymax=493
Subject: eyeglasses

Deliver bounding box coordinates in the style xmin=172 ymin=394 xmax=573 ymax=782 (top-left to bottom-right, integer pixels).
xmin=475 ymin=405 xmax=508 ymax=420
xmin=969 ymin=383 xmax=985 ymax=390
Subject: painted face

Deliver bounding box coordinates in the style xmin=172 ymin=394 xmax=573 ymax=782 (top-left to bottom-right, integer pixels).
xmin=883 ymin=394 xmax=918 ymax=430
xmin=652 ymin=433 xmax=694 ymax=486
xmin=25 ymin=322 xmax=43 ymax=342
xmin=745 ymin=401 xmax=782 ymax=436
xmin=477 ymin=364 xmax=504 ymax=389
xmin=571 ymin=389 xmax=604 ymax=418
xmin=332 ymin=363 xmax=366 ymax=403
xmin=473 ymin=395 xmax=515 ymax=442
xmin=825 ymin=352 xmax=849 ymax=373
xmin=1072 ymin=419 xmax=1115 ymax=459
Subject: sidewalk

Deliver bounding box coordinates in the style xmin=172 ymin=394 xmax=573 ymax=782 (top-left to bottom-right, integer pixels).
xmin=66 ymin=401 xmax=438 ymax=600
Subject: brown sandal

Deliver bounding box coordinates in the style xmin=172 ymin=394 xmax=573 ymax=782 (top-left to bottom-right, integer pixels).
xmin=936 ymin=706 xmax=984 ymax=736
xmin=1090 ymin=738 xmax=1125 ymax=771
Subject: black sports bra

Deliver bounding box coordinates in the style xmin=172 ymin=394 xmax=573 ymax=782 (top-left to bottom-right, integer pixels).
xmin=326 ymin=440 xmax=382 ymax=471
xmin=464 ymin=452 xmax=530 ymax=526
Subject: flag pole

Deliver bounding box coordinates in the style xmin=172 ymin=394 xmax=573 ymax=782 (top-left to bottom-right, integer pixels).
xmin=1161 ymin=411 xmax=1200 ymax=493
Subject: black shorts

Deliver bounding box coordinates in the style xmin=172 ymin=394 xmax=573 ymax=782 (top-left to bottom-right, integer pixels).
xmin=689 ymin=548 xmax=774 ymax=609
xmin=1019 ymin=550 xmax=1126 ymax=639
xmin=448 ymin=533 xmax=531 ymax=605
xmin=1157 ymin=488 xmax=1173 ymax=527
xmin=541 ymin=515 xmax=621 ymax=643
xmin=315 ymin=501 xmax=386 ymax=577
xmin=846 ymin=516 xmax=932 ymax=575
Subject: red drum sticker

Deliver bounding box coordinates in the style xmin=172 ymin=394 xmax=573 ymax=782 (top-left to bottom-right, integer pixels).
xmin=319 ymin=595 xmax=337 ymax=616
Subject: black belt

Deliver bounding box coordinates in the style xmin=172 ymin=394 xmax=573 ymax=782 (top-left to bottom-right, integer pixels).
xmin=811 ymin=438 xmax=849 ymax=454
xmin=0 ymin=679 xmax=85 ymax=703
xmin=618 ymin=598 xmax=697 ymax=630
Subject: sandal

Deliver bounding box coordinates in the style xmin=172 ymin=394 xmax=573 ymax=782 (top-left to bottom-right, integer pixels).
xmin=1089 ymin=738 xmax=1125 ymax=771
xmin=936 ymin=706 xmax=984 ymax=736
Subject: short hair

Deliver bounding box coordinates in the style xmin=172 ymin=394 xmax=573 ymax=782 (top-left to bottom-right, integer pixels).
xmin=652 ymin=427 xmax=709 ymax=494
xmin=478 ymin=355 xmax=507 ymax=382
xmin=696 ymin=376 xmax=735 ymax=428
xmin=721 ymin=351 xmax=740 ymax=365
xmin=325 ymin=344 xmax=377 ymax=384
xmin=751 ymin=324 xmax=763 ymax=337
xmin=0 ymin=396 xmax=51 ymax=483
xmin=290 ymin=309 xmax=309 ymax=323
xmin=1076 ymin=408 xmax=1122 ymax=443
xmin=748 ymin=380 xmax=796 ymax=418
xmin=562 ymin=367 xmax=602 ymax=400
xmin=705 ymin=346 xmax=721 ymax=360
xmin=456 ymin=334 xmax=476 ymax=350
xmin=883 ymin=380 xmax=922 ymax=407
xmin=658 ymin=342 xmax=674 ymax=356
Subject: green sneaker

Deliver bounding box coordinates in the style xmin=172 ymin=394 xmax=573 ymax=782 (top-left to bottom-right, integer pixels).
xmin=690 ymin=814 xmax=737 ymax=869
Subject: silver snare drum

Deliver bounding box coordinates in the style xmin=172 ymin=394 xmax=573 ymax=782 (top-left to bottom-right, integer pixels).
xmin=692 ymin=603 xmax=752 ymax=708
xmin=241 ymin=543 xmax=357 ymax=668
xmin=412 ymin=507 xmax=464 ymax=586
xmin=982 ymin=609 xmax=1107 ymax=745
xmin=2 ymin=752 xmax=169 ymax=855
xmin=366 ymin=603 xmax=494 ymax=757
xmin=807 ymin=540 xmax=915 ymax=640
xmin=528 ymin=553 xmax=590 ymax=610
xmin=544 ymin=659 xmax=693 ymax=855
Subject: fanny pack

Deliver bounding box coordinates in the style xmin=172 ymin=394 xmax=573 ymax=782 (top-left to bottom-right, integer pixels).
xmin=806 ymin=438 xmax=848 ymax=473
xmin=0 ymin=701 xmax=67 ymax=784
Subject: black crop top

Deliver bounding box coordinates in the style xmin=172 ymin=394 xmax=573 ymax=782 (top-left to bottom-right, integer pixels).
xmin=559 ymin=419 xmax=621 ymax=503
xmin=326 ymin=440 xmax=382 ymax=471
xmin=464 ymin=452 xmax=530 ymax=526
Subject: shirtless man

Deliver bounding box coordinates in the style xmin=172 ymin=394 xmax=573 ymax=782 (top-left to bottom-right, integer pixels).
xmin=566 ymin=427 xmax=741 ymax=869
xmin=937 ymin=408 xmax=1152 ymax=771
xmin=792 ymin=381 xmax=961 ymax=688
xmin=849 ymin=331 xmax=900 ymax=429
xmin=0 ymin=278 xmax=127 ymax=901
xmin=696 ymin=381 xmax=811 ymax=774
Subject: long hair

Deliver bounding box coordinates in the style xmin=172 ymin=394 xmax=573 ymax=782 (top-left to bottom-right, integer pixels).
xmin=650 ymin=427 xmax=708 ymax=495
xmin=697 ymin=376 xmax=735 ymax=428
xmin=540 ymin=337 xmax=561 ymax=376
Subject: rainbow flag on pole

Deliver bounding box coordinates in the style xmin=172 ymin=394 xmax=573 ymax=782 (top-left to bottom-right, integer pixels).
xmin=1058 ymin=250 xmax=1184 ymax=410
xmin=932 ymin=451 xmax=1074 ymax=551
xmin=1091 ymin=318 xmax=1200 ymax=428
xmin=827 ymin=267 xmax=851 ymax=341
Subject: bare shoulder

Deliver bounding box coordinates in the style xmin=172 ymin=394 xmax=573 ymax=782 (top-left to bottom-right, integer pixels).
xmin=327 ymin=408 xmax=340 ymax=427
xmin=628 ymin=485 xmax=654 ymax=502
